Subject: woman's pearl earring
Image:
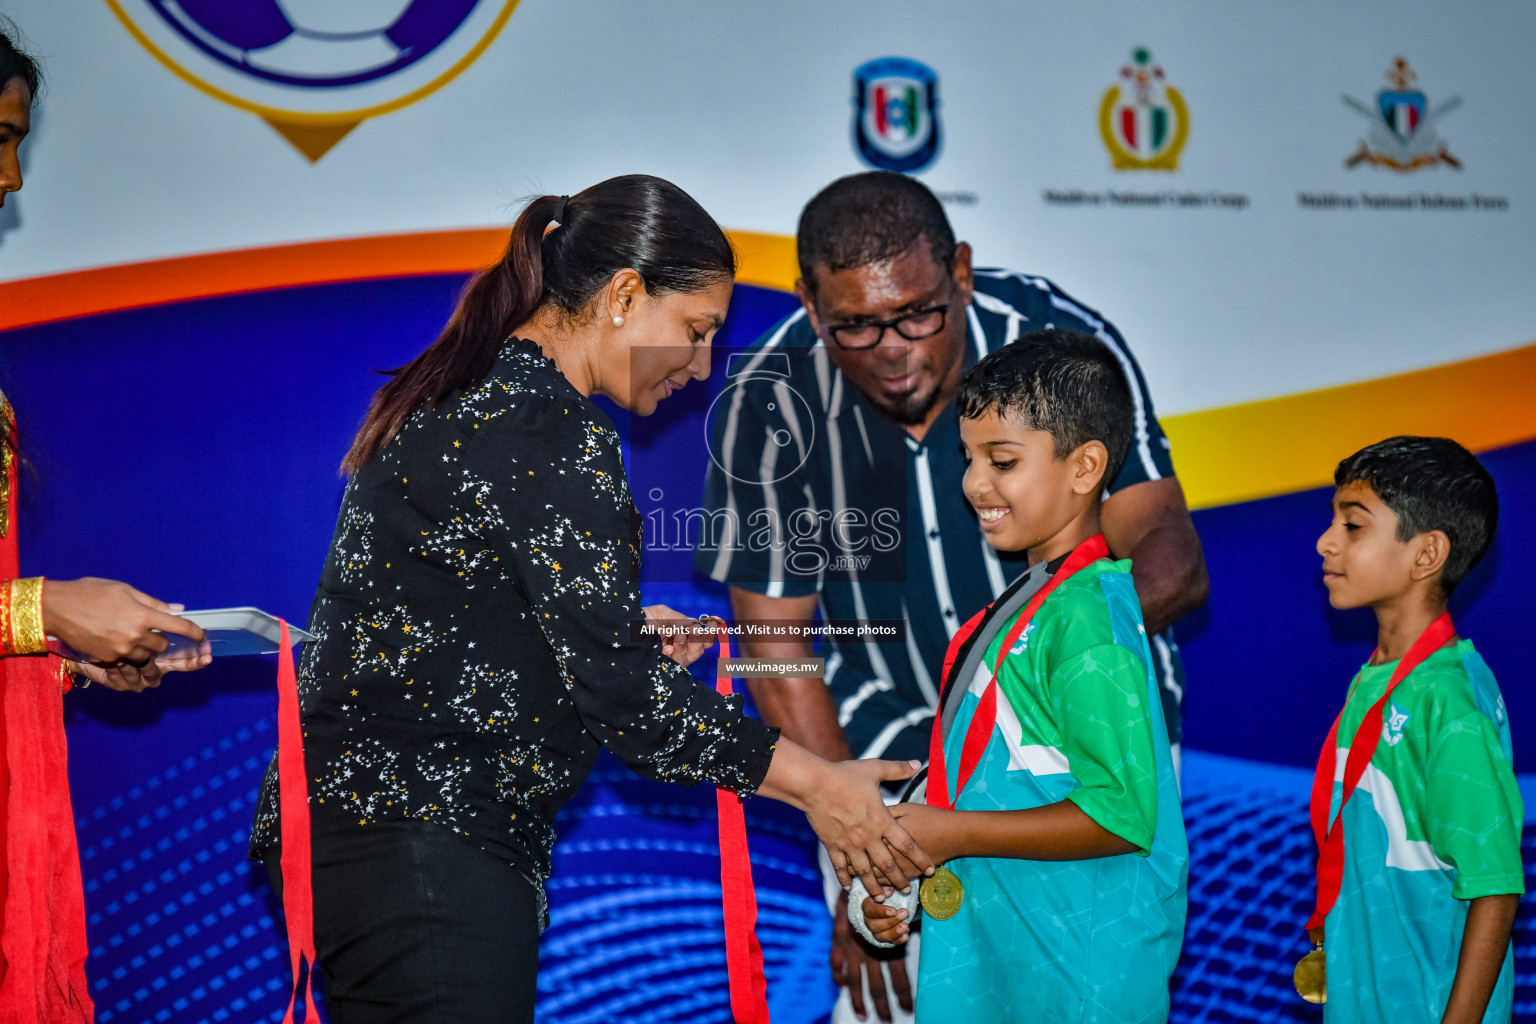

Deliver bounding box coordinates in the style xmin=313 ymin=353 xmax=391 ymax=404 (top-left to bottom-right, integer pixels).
xmin=612 ymin=316 xmax=625 ymax=327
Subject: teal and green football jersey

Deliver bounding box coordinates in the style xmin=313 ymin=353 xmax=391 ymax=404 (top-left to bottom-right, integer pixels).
xmin=915 ymin=559 xmax=1188 ymax=1024
xmin=1322 ymin=640 xmax=1524 ymax=1024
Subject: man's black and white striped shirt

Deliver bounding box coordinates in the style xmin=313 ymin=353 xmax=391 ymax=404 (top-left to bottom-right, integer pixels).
xmin=695 ymin=269 xmax=1187 ymax=763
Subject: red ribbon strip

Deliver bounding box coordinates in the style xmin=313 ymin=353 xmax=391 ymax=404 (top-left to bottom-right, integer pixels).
xmin=1305 ymin=610 xmax=1455 ymax=931
xmin=927 ymin=534 xmax=1111 ymax=810
xmin=714 ymin=625 xmax=770 ymax=1024
xmin=275 ymin=619 xmax=320 ymax=1023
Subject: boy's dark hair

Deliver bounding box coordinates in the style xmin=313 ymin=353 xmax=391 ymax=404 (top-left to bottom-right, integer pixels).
xmin=957 ymin=327 xmax=1133 ymax=492
xmin=0 ymin=19 xmax=42 ymax=102
xmin=796 ymin=171 xmax=955 ymax=288
xmin=1334 ymin=436 xmax=1498 ymax=596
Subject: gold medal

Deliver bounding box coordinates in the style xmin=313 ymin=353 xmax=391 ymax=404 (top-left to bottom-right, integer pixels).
xmin=1293 ymin=944 xmax=1326 ymax=1004
xmin=919 ymin=864 xmax=963 ymax=920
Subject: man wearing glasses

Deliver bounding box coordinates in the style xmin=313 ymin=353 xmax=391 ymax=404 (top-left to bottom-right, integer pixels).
xmin=696 ymin=172 xmax=1207 ymax=1023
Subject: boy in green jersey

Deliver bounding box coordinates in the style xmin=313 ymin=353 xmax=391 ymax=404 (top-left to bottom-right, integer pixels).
xmin=856 ymin=328 xmax=1187 ymax=1023
xmin=1309 ymin=436 xmax=1521 ymax=1024
xmin=1308 ymin=442 xmax=1523 ymax=1024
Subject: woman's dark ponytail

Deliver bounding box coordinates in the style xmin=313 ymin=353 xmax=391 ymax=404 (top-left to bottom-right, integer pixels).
xmin=342 ymin=196 xmax=559 ymax=472
xmin=342 ymin=176 xmax=734 ymax=473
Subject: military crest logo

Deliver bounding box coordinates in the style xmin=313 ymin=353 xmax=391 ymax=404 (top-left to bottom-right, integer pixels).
xmin=1344 ymin=57 xmax=1462 ymax=171
xmin=854 ymin=57 xmax=940 ymax=173
xmin=1099 ymin=47 xmax=1187 ymax=171
xmin=104 ymin=0 xmax=520 ymax=162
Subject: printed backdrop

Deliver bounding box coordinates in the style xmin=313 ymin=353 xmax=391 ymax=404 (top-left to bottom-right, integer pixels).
xmin=0 ymin=2 xmax=1534 ymax=1021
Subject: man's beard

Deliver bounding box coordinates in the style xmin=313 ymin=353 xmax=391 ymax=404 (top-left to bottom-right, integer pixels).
xmin=872 ymin=375 xmax=945 ymax=426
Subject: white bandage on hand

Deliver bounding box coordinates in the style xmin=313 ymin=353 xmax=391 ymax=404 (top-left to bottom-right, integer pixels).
xmin=846 ymin=875 xmax=921 ymax=949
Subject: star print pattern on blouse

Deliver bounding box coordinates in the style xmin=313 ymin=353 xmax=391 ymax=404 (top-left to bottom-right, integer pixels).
xmin=251 ymin=338 xmax=778 ymax=898
xmin=331 ymin=504 xmax=376 ymax=586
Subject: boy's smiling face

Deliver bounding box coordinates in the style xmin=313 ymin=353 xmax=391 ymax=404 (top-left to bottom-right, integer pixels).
xmin=1316 ymin=480 xmax=1426 ymax=609
xmin=959 ymin=405 xmax=1104 ymax=555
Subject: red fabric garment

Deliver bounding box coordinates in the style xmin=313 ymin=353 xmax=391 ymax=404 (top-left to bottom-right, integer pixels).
xmin=0 ymin=418 xmax=93 ymax=1024
xmin=0 ymin=656 xmax=90 ymax=1023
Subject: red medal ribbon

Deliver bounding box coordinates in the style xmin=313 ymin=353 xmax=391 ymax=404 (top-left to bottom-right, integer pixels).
xmin=1305 ymin=610 xmax=1455 ymax=931
xmin=275 ymin=619 xmax=320 ymax=1023
xmin=926 ymin=534 xmax=1111 ymax=810
xmin=714 ymin=625 xmax=770 ymax=1024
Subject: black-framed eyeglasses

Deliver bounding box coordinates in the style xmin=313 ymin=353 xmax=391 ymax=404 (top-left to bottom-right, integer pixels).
xmin=826 ymin=304 xmax=950 ymax=350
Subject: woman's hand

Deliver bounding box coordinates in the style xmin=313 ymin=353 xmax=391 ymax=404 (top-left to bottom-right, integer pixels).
xmin=42 ymin=578 xmax=205 ymax=666
xmin=67 ymin=639 xmax=213 ymax=692
xmin=642 ymin=604 xmax=710 ymax=667
xmin=810 ymin=759 xmax=934 ymax=892
xmin=756 ymin=741 xmax=934 ymax=895
xmin=861 ymin=894 xmax=910 ymax=945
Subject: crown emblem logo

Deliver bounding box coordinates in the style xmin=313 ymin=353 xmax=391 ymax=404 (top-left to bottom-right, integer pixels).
xmin=1344 ymin=58 xmax=1462 ymax=171
xmin=1099 ymin=47 xmax=1188 ymax=171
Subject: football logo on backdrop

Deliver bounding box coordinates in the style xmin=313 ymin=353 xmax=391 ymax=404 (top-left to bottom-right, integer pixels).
xmin=853 ymin=57 xmax=940 ymax=173
xmin=1099 ymin=47 xmax=1187 ymax=171
xmin=104 ymin=0 xmax=519 ymax=161
xmin=1344 ymin=57 xmax=1462 ymax=171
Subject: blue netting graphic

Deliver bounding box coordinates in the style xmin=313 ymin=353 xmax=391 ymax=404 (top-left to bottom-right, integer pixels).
xmin=76 ymin=718 xmax=290 ymax=1024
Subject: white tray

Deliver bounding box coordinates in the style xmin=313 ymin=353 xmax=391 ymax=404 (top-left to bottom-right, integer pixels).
xmin=161 ymin=607 xmax=316 ymax=657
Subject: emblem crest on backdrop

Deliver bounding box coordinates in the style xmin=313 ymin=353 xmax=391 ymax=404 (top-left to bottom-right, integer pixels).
xmin=1343 ymin=57 xmax=1462 ymax=171
xmin=853 ymin=57 xmax=941 ymax=173
xmin=104 ymin=0 xmax=519 ymax=161
xmin=1099 ymin=47 xmax=1187 ymax=171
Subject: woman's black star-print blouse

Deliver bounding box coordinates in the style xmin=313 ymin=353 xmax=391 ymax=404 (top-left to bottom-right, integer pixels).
xmin=250 ymin=338 xmax=779 ymax=893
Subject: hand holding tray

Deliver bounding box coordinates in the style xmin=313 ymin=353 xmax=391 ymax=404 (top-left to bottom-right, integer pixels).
xmin=159 ymin=608 xmax=317 ymax=658
xmin=50 ymin=607 xmax=316 ymax=664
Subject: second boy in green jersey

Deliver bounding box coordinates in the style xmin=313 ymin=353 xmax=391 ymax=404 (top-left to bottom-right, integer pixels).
xmin=1309 ymin=436 xmax=1521 ymax=1024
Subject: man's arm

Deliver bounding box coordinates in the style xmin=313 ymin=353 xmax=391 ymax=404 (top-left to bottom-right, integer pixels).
xmin=728 ymin=586 xmax=851 ymax=762
xmin=1100 ymin=477 xmax=1208 ymax=635
xmin=1441 ymin=893 xmax=1518 ymax=1024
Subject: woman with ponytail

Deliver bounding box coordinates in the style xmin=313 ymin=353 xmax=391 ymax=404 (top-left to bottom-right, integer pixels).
xmin=251 ymin=175 xmax=933 ymax=1022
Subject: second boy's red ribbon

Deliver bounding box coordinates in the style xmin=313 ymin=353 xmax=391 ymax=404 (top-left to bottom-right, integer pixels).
xmin=1305 ymin=611 xmax=1455 ymax=931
